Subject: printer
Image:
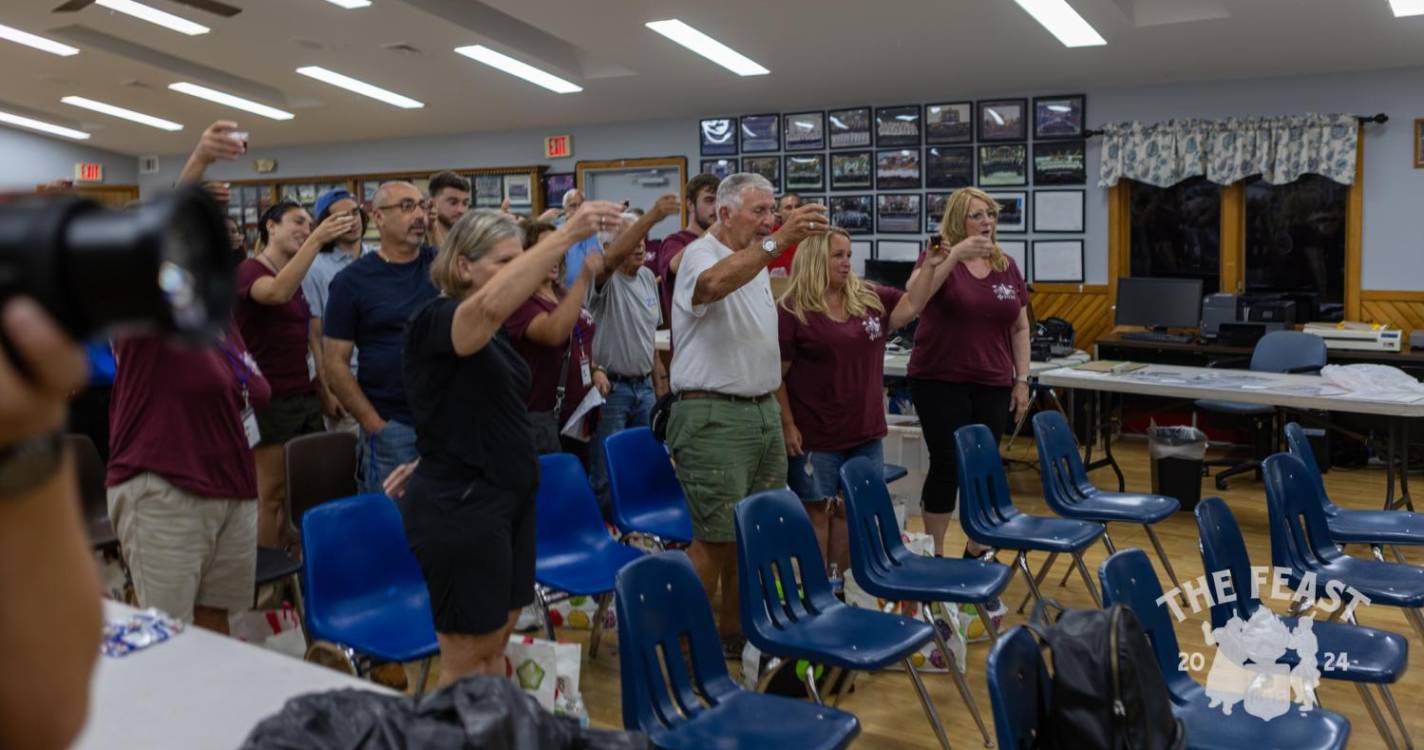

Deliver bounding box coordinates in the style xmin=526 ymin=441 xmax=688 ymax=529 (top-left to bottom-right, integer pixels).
xmin=1302 ymin=322 xmax=1403 ymax=352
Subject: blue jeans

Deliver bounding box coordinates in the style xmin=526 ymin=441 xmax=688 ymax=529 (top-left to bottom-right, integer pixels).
xmin=787 ymin=439 xmax=885 ymax=501
xmin=590 ymin=377 xmax=656 ymax=508
xmin=361 ymin=419 xmax=419 ymax=495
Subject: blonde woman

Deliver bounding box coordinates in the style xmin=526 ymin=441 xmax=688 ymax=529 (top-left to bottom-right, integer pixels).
xmin=774 ymin=228 xmax=949 ymax=570
xmin=907 ymin=187 xmax=1031 ymax=557
xmin=389 ymin=200 xmax=622 ymax=686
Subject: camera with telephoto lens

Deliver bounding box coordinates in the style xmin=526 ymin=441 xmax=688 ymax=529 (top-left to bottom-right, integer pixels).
xmin=0 ymin=186 xmax=233 ymax=345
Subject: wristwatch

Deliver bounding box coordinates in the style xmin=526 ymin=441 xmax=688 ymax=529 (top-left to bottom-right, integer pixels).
xmin=0 ymin=432 xmax=64 ymax=499
xmin=761 ymin=236 xmax=781 ymax=257
xmin=1015 ymin=376 xmax=1031 ymax=385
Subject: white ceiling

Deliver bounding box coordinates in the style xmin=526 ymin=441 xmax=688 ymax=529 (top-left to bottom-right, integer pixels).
xmin=0 ymin=0 xmax=1421 ymax=156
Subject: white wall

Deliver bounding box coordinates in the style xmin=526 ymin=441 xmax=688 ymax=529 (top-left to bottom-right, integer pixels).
xmin=0 ymin=128 xmax=136 ymax=190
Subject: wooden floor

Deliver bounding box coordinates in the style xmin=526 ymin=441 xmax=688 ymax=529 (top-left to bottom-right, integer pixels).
xmin=432 ymin=440 xmax=1424 ymax=748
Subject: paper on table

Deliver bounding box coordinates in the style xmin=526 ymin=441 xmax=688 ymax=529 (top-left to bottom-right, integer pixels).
xmin=561 ymin=388 xmax=605 ymax=441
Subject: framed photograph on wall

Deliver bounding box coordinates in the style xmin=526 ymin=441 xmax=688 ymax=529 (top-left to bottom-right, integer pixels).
xmin=978 ymin=99 xmax=1027 ymax=142
xmin=999 ymin=239 xmax=1028 ymax=275
xmin=925 ymin=192 xmax=951 ymax=234
xmin=876 ymin=193 xmax=922 ymax=234
xmin=985 ymin=190 xmax=1028 ymax=233
xmin=474 ymin=174 xmax=503 ymax=207
xmin=1033 ymin=141 xmax=1087 ymax=185
xmin=978 ymin=144 xmax=1028 ymax=186
xmin=876 ymin=239 xmax=923 ymax=262
xmin=829 ymin=194 xmax=874 ymax=235
xmin=925 ymin=101 xmax=974 ymax=144
xmin=784 ymin=154 xmax=826 ymax=191
xmin=850 ymin=239 xmax=872 ymax=276
xmin=741 ymin=114 xmax=781 ymax=152
xmin=799 ymin=194 xmax=825 ymax=207
xmin=700 ymin=117 xmax=737 ymax=156
xmin=876 ymin=148 xmax=921 ymax=189
xmin=742 ymin=155 xmax=781 ymax=189
xmin=1032 ymin=239 xmax=1084 ymax=283
xmin=1033 ymin=189 xmax=1085 ymax=232
xmin=875 ymin=105 xmax=922 ymax=147
xmin=784 ymin=111 xmax=826 ymax=151
xmin=830 ymin=151 xmax=873 ymax=190
xmin=542 ymin=172 xmax=575 ymax=209
xmin=828 ymin=106 xmax=872 ymax=149
xmin=1034 ymin=94 xmax=1086 ymax=140
xmin=925 ymin=146 xmax=974 ymax=189
xmin=701 ymin=158 xmax=738 ymax=180
xmin=503 ymin=173 xmax=532 ymax=206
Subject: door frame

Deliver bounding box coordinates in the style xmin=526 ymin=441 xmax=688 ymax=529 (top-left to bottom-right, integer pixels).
xmin=575 ymin=157 xmax=688 ymax=226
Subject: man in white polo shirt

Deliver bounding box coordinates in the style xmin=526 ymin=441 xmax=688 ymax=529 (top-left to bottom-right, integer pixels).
xmin=668 ymin=172 xmax=825 ymax=652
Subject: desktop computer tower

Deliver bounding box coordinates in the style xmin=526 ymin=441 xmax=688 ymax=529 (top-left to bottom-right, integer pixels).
xmin=1200 ymin=293 xmax=1239 ymax=340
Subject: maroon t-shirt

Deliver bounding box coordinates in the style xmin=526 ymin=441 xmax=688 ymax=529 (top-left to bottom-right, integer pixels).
xmin=505 ymin=295 xmax=597 ymax=421
xmin=107 ymin=327 xmax=272 ymax=499
xmin=234 ymin=258 xmax=314 ymax=399
xmin=655 ymin=230 xmax=699 ymax=330
xmin=907 ymin=255 xmax=1028 ymax=386
xmin=779 ymin=285 xmax=903 ymax=452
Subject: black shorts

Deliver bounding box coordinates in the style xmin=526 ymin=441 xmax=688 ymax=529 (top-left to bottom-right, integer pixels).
xmin=398 ymin=469 xmax=536 ymax=635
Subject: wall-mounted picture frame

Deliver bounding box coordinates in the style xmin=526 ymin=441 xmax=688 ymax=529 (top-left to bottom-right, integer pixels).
xmin=876 ymin=148 xmax=921 ymax=190
xmin=542 ymin=172 xmax=575 ymax=209
xmin=784 ymin=111 xmax=827 ymax=151
xmin=925 ymin=101 xmax=974 ymax=144
xmin=876 ymin=239 xmax=923 ymax=262
xmin=999 ymin=239 xmax=1028 ymax=276
xmin=1033 ymin=189 xmax=1086 ymax=233
xmin=1415 ymin=118 xmax=1424 ymax=168
xmin=978 ymin=144 xmax=1028 ymax=186
xmin=1034 ymin=94 xmax=1086 ymax=140
xmin=1032 ymin=239 xmax=1084 ymax=283
xmin=798 ymin=194 xmax=826 ymax=207
xmin=978 ymin=99 xmax=1028 ymax=142
xmin=474 ymin=174 xmax=503 ymax=207
xmin=985 ymin=190 xmax=1028 ymax=233
xmin=784 ymin=154 xmax=826 ymax=191
xmin=925 ymin=192 xmax=951 ymax=234
xmin=875 ymin=104 xmax=922 ymax=147
xmin=829 ymin=194 xmax=874 ymax=235
xmin=1033 ymin=141 xmax=1087 ymax=185
xmin=830 ymin=151 xmax=873 ymax=190
xmin=700 ymin=117 xmax=737 ymax=156
xmin=742 ymin=155 xmax=781 ymax=189
xmin=503 ymin=173 xmax=532 ymax=206
xmin=828 ymin=106 xmax=872 ymax=149
xmin=701 ymin=158 xmax=738 ymax=180
xmin=850 ymin=239 xmax=872 ymax=276
xmin=925 ymin=146 xmax=974 ymax=189
xmin=741 ymin=114 xmax=781 ymax=153
xmin=876 ymin=193 xmax=922 ymax=234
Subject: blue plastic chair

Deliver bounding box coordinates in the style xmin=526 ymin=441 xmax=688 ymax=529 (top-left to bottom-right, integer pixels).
xmin=735 ymin=490 xmax=952 ymax=750
xmin=839 ymin=456 xmax=1012 ymax=747
xmin=1284 ymin=421 xmax=1424 ymax=561
xmin=1099 ymin=549 xmax=1351 ymax=750
xmin=1195 ymin=330 xmax=1327 ymax=489
xmin=986 ymin=626 xmax=1053 ymax=749
xmin=1263 ymin=453 xmax=1424 ymax=643
xmin=955 ymin=423 xmax=1106 ymax=608
xmin=883 ymin=463 xmax=909 ymax=485
xmin=603 ymin=427 xmax=695 ymax=547
xmin=1033 ymin=409 xmax=1182 ymax=593
xmin=615 ymin=552 xmax=859 ymax=749
xmin=1195 ymin=496 xmax=1412 ymax=748
xmin=535 ymin=453 xmax=645 ymax=658
xmin=300 ymin=493 xmax=439 ymax=695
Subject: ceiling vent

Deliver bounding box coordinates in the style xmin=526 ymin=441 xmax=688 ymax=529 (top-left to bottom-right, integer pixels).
xmin=382 ymin=42 xmax=423 ymax=56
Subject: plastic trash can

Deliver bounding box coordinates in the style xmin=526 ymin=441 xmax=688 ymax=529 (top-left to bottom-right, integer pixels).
xmin=1148 ymin=424 xmax=1208 ymax=512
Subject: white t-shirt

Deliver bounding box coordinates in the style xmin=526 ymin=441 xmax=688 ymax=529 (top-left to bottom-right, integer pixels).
xmin=670 ymin=232 xmax=780 ymax=396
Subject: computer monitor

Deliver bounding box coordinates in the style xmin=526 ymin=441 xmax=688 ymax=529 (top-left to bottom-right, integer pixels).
xmin=864 ymin=260 xmax=914 ymax=291
xmin=1115 ymin=277 xmax=1203 ymax=330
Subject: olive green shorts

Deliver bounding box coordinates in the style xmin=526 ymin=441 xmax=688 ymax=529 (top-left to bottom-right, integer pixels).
xmin=666 ymin=397 xmax=788 ymax=543
xmin=256 ymin=393 xmax=324 ymax=446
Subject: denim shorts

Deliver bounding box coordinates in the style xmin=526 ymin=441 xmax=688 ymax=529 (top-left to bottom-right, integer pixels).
xmin=787 ymin=439 xmax=885 ymax=501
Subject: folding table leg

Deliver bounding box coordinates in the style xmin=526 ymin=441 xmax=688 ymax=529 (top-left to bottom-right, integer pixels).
xmin=1358 ymin=682 xmax=1402 ymax=750
xmin=905 ymin=656 xmax=952 ymax=750
xmin=924 ymin=606 xmax=992 ymax=748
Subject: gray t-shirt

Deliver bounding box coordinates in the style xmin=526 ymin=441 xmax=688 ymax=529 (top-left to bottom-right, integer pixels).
xmin=302 ymin=244 xmax=373 ymax=373
xmin=590 ymin=266 xmax=661 ymax=377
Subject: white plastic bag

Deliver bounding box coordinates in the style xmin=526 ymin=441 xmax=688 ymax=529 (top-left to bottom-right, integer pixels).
xmin=229 ymin=606 xmax=305 ymax=659
xmin=1321 ymin=364 xmax=1424 ymax=399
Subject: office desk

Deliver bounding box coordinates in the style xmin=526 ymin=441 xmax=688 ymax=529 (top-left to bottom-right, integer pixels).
xmin=1096 ymin=332 xmax=1424 ymax=372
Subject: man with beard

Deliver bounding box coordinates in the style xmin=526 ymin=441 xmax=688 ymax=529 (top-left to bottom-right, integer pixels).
xmin=323 ymin=181 xmax=438 ymax=492
xmin=427 ymin=171 xmax=471 ymax=250
xmin=304 ymin=188 xmax=372 ymax=432
xmin=656 ymin=173 xmax=720 ymax=330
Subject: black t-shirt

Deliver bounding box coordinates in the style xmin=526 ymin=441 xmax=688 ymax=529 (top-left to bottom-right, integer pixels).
xmin=403 ymin=296 xmax=538 ymax=495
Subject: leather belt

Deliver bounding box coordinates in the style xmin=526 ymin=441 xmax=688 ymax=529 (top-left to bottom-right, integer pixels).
xmin=678 ymin=390 xmax=774 ymax=404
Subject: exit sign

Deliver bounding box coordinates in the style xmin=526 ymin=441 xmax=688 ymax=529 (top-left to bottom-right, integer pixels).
xmin=74 ymin=162 xmax=104 ymax=183
xmin=544 ymin=134 xmax=572 ymax=159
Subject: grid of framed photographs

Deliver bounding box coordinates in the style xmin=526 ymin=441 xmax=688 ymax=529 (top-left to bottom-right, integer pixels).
xmin=697 ymin=93 xmax=1088 ymax=273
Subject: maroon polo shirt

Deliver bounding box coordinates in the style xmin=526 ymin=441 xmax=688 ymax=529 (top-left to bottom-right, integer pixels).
xmin=235 ymin=258 xmax=315 ymax=399
xmin=505 ymin=294 xmax=597 ymax=421
xmin=654 ymin=229 xmax=699 ymax=331
xmin=907 ymin=255 xmax=1028 ymax=386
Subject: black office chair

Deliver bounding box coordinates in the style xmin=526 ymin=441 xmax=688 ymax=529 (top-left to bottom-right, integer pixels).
xmin=1194 ymin=330 xmax=1326 ymax=490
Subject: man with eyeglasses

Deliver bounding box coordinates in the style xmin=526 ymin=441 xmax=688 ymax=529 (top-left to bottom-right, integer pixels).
xmin=323 ymin=181 xmax=438 ymax=492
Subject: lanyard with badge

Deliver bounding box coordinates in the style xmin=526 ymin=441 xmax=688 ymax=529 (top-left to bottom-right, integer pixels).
xmin=574 ymin=318 xmax=593 ymax=388
xmin=218 ymin=335 xmax=262 ymax=449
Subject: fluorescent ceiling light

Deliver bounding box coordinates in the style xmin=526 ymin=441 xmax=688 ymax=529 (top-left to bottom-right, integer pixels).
xmin=168 ymin=82 xmax=294 ymax=120
xmin=644 ymin=19 xmax=769 ymax=76
xmin=95 ymin=0 xmax=209 ymax=35
xmin=0 ymin=109 xmax=89 ymax=140
xmin=453 ymin=45 xmax=582 ymax=94
xmin=1390 ymin=0 xmax=1424 ymax=16
xmin=324 ymin=0 xmax=371 ymax=7
xmin=0 ymin=23 xmax=80 ymax=56
xmin=296 ymin=66 xmax=423 ymax=108
xmin=1012 ymin=0 xmax=1106 ymax=47
xmin=62 ymin=95 xmax=182 ymax=131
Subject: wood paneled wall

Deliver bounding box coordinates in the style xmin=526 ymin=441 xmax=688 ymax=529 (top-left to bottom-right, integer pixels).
xmin=1031 ymin=284 xmax=1112 ymax=349
xmin=1359 ymin=291 xmax=1424 ymax=335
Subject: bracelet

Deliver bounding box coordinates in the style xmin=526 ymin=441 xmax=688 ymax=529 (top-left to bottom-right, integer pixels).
xmin=1015 ymin=376 xmax=1030 ymax=385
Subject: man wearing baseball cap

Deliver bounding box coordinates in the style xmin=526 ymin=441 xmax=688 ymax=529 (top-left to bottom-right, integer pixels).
xmin=302 ymin=188 xmax=371 ymax=432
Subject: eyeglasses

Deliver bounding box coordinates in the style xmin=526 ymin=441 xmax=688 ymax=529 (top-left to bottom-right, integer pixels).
xmin=376 ymin=198 xmax=430 ymax=214
xmin=967 ymin=210 xmax=999 ymax=221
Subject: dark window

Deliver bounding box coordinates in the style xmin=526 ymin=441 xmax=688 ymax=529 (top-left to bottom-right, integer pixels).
xmin=1244 ymin=174 xmax=1347 ymax=304
xmin=1129 ymin=177 xmax=1220 ymax=294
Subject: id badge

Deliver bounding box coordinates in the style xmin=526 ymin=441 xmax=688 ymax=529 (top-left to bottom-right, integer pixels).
xmin=580 ymin=359 xmax=593 ymax=387
xmin=241 ymin=387 xmax=261 ymax=449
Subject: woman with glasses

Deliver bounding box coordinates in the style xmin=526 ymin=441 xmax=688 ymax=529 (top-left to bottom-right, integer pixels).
xmin=907 ymin=187 xmax=1031 ymax=558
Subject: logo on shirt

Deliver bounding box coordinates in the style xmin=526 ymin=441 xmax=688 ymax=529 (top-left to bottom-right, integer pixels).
xmin=863 ymin=313 xmax=883 ymax=341
xmin=992 ymin=283 xmax=1018 ymax=302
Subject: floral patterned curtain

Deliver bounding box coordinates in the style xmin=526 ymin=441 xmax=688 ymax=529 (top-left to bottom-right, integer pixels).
xmin=1098 ymin=113 xmax=1358 ymax=188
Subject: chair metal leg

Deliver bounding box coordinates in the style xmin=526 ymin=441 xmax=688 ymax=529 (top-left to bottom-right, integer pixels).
xmin=832 ymin=669 xmax=856 ymax=708
xmin=803 ymin=661 xmax=825 ymax=705
xmin=1357 ymin=682 xmax=1402 ymax=750
xmin=924 ymin=606 xmax=993 ymax=748
xmin=1060 ymin=527 xmax=1114 ymax=590
xmin=413 ymin=656 xmax=433 ymax=699
xmin=976 ymin=602 xmax=1002 ymax=643
xmin=1390 ymin=545 xmax=1410 ymax=565
xmin=1143 ymin=525 xmax=1183 ymax=593
xmin=1404 ymin=607 xmax=1424 ymax=643
xmin=1373 ymin=545 xmax=1387 ymax=562
xmin=1015 ymin=551 xmax=1048 ymax=612
xmin=534 ymin=586 xmax=557 ymax=642
xmin=1015 ymin=551 xmax=1058 ymax=614
xmin=756 ymin=657 xmax=786 ymax=694
xmin=589 ymin=592 xmax=611 ymax=660
xmin=905 ymin=656 xmax=952 ymax=750
xmin=1379 ymin=683 xmax=1415 ymax=750
xmin=1071 ymin=552 xmax=1102 ymax=607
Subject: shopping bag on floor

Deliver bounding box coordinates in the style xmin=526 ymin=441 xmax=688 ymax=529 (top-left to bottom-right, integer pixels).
xmin=506 ymin=636 xmax=588 ymax=722
xmin=230 ymin=605 xmax=306 ymax=659
xmin=843 ymin=531 xmax=968 ymax=673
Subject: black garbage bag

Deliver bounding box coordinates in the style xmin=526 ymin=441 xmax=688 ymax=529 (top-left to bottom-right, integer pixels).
xmin=240 ymin=674 xmax=651 ymax=750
